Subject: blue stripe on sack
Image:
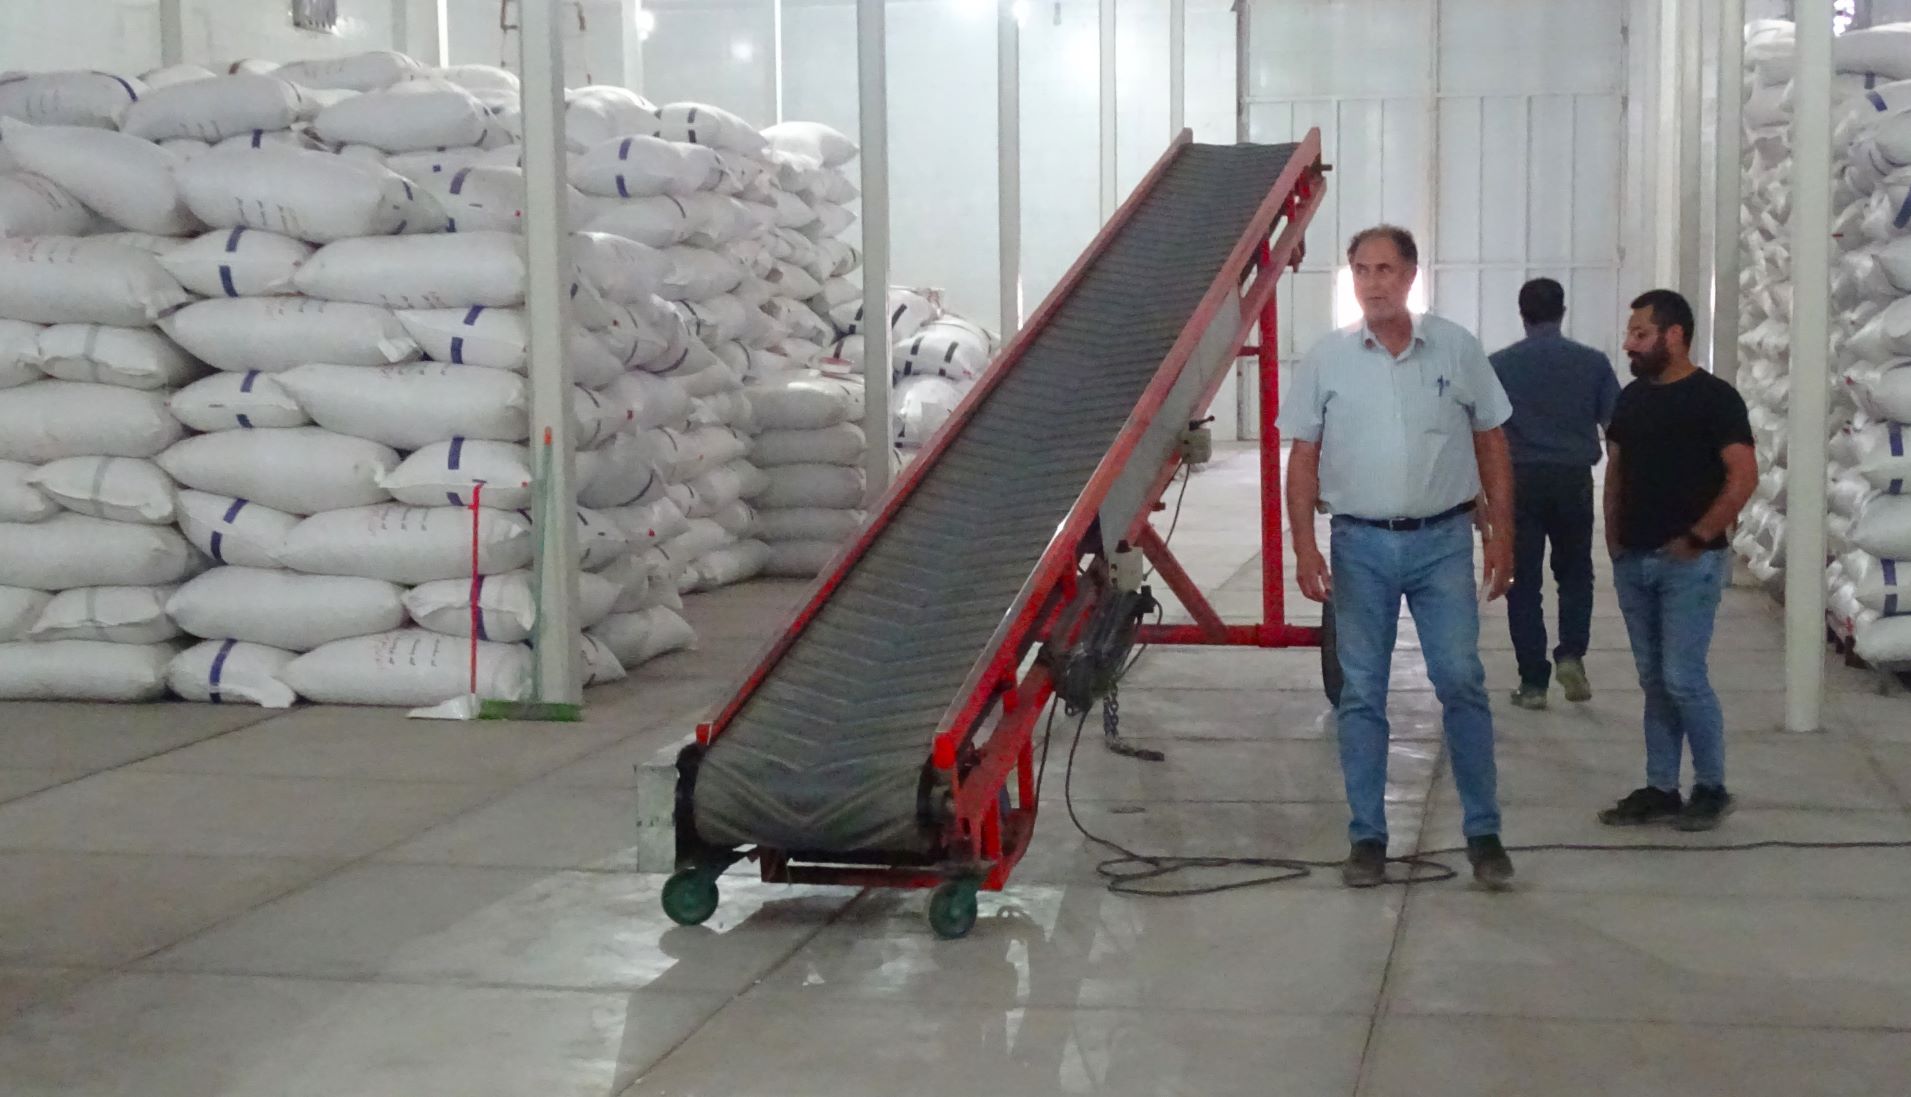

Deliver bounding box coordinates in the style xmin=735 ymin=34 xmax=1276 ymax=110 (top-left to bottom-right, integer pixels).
xmin=1886 ymin=559 xmax=1900 ymax=586
xmin=1890 ymin=594 xmax=1902 ymax=616
xmin=1894 ymin=186 xmax=1911 ymax=230
xmin=617 ymin=174 xmax=629 ymax=199
xmin=101 ymin=72 xmax=138 ymax=101
xmin=619 ymin=137 xmax=633 ymax=162
xmin=447 ymin=217 xmax=457 ymax=233
xmin=449 ymin=337 xmax=464 ymax=364
xmin=393 ymin=219 xmax=407 ymax=234
xmin=224 ymin=227 xmax=245 ymax=252
xmin=1867 ymin=72 xmax=1879 ymax=89
xmin=473 ymin=577 xmax=489 ymax=642
xmin=447 ymin=492 xmax=462 ymax=506
xmin=235 ymin=413 xmax=252 ymax=429
xmin=208 ymin=531 xmax=225 ymax=562
xmin=240 ymin=370 xmax=258 ymax=393
xmin=1892 ymin=423 xmax=1905 ymax=458
xmin=403 ymin=181 xmax=414 ymax=201
xmin=207 ymin=639 xmax=236 ymax=704
xmin=1872 ymin=91 xmax=1889 ymax=111
xmin=219 ymin=266 xmax=238 ymax=297
xmin=222 ymin=498 xmax=248 ymax=522
xmin=450 ymin=168 xmax=471 ymax=196
xmin=250 ymin=130 xmax=264 ymax=148
xmin=463 ymin=306 xmax=484 ymax=326
xmin=447 ymin=436 xmax=465 ymax=470
xmin=1894 ymin=478 xmax=1906 ymax=494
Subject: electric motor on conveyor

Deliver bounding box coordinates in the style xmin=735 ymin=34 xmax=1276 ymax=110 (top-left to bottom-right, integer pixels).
xmin=661 ymin=133 xmax=1336 ymax=939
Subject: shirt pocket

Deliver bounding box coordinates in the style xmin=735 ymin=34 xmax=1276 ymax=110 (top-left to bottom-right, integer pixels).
xmin=1398 ymin=365 xmax=1468 ymax=436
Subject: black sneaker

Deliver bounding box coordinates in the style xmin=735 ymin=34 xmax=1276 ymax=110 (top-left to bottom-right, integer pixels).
xmin=1677 ymin=785 xmax=1735 ymax=831
xmin=1598 ymin=787 xmax=1684 ymax=826
xmin=1466 ymin=835 xmax=1515 ymax=890
xmin=1342 ymin=839 xmax=1387 ymax=888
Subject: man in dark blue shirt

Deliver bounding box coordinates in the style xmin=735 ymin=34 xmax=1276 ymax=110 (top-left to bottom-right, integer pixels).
xmin=1489 ymin=278 xmax=1621 ymax=709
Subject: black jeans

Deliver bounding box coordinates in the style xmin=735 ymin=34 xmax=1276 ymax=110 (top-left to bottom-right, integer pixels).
xmin=1507 ymin=464 xmax=1596 ymax=689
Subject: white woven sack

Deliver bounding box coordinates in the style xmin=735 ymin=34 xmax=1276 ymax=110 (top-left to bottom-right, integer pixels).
xmin=120 ymin=74 xmax=304 ymax=141
xmin=659 ymin=246 xmax=745 ymax=301
xmin=831 ymin=288 xmax=936 ymax=341
xmin=655 ymin=103 xmax=766 ymax=155
xmin=0 ymin=318 xmax=41 ymax=388
xmin=160 ymin=227 xmax=312 ymax=298
xmin=1840 ymin=551 xmax=1911 ymax=616
xmin=678 ymin=294 xmax=766 ymax=344
xmin=680 ymin=193 xmax=758 ymax=247
xmin=382 ymin=439 xmax=534 ymax=510
xmin=283 ymin=629 xmax=531 ymax=706
xmin=0 ymin=71 xmax=145 ymax=129
xmin=574 ymin=506 xmax=633 ymax=570
xmin=1854 ymin=494 xmax=1911 ymax=558
xmin=0 ymin=382 xmax=183 ymax=462
xmin=758 ymin=463 xmax=865 ymax=510
xmin=588 ymin=606 xmax=694 ymax=669
xmin=293 ymin=232 xmax=526 ymax=309
xmin=0 ymin=238 xmax=191 ymax=326
xmin=176 ymin=147 xmax=445 ymax=242
xmin=276 ymin=363 xmax=526 ymax=450
xmin=683 ymin=540 xmax=770 ymax=593
xmin=678 ymin=463 xmax=749 ymax=519
xmin=766 ymin=261 xmax=824 ymax=302
xmin=416 ymin=165 xmax=593 ymax=235
xmin=565 ymin=86 xmax=659 ymax=150
xmin=0 ymin=587 xmax=51 ymax=640
xmin=1852 ymin=422 xmax=1911 ymax=492
xmin=602 ymin=495 xmax=691 ymax=549
xmin=0 ymin=460 xmax=56 ymax=522
xmin=1855 ymin=615 xmax=1911 ymax=663
xmin=278 ymin=504 xmax=532 ymax=584
xmin=749 ymin=373 xmax=863 ymax=431
xmin=597 ymin=297 xmax=692 ymax=372
xmin=168 ymin=639 xmax=297 ymax=707
xmin=167 ymin=566 xmax=405 ymax=650
xmin=26 ymin=456 xmax=176 ymax=524
xmin=763 ymin=121 xmax=857 ymax=168
xmin=897 ymin=376 xmax=965 ymax=446
xmin=0 ymin=640 xmax=177 ymax=701
xmin=431 ymin=65 xmax=520 ymax=96
xmin=1858 ymin=361 xmax=1911 ymax=420
xmin=175 ymin=491 xmax=299 ymax=567
xmin=572 ymin=231 xmax=669 ymax=304
xmin=32 ymin=325 xmax=204 ymax=390
xmin=29 ymin=585 xmax=180 ymax=643
xmin=311 ymin=80 xmax=489 ymax=153
xmin=1834 ymin=24 xmax=1911 ymax=80
xmin=753 ymin=507 xmax=864 ymax=544
xmin=167 ymin=371 xmax=309 ymax=432
xmin=757 ymin=540 xmax=841 ymax=580
xmin=0 ymin=513 xmax=202 ymax=590
xmin=570 ymin=134 xmax=719 ymax=199
xmin=278 ymin=51 xmax=423 ymax=92
xmin=580 ymin=436 xmax=667 ymax=510
xmin=160 ymin=298 xmax=419 ymax=373
xmin=391 ymin=307 xmax=625 ymax=386
xmin=584 ymin=195 xmax=696 ymax=248
xmin=404 ymin=568 xmax=619 ymax=643
xmin=0 ymin=120 xmax=196 ymax=235
xmin=602 ymin=370 xmax=691 ymax=431
xmin=1847 ymin=297 xmax=1911 ymax=363
xmin=751 ymin=423 xmax=864 ymax=468
xmin=710 ymin=500 xmax=756 ymax=539
xmin=382 ymin=146 xmax=491 ymax=185
xmin=157 ymin=428 xmax=399 ymax=515
xmin=896 ymin=319 xmax=991 ymax=383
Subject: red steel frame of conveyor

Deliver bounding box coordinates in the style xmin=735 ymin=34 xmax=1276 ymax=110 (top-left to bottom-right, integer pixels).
xmin=694 ymin=130 xmax=1328 ymax=894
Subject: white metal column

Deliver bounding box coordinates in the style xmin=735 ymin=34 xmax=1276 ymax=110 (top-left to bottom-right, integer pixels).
xmin=520 ymin=0 xmax=583 ymax=704
xmin=1713 ymin=0 xmax=1746 ymax=384
xmin=1786 ymin=1 xmax=1831 ymax=735
xmin=621 ymin=0 xmax=647 ymax=95
xmin=772 ymin=0 xmax=787 ymax=124
xmin=859 ymin=0 xmax=894 ymax=505
xmin=1679 ymin=0 xmax=1707 ymax=338
xmin=999 ymin=0 xmax=1022 ymax=340
xmin=1099 ymin=0 xmax=1118 ymax=219
xmin=158 ymin=0 xmax=184 ymax=67
xmin=1169 ymin=0 xmax=1186 ymax=137
xmin=1653 ymin=0 xmax=1685 ymax=286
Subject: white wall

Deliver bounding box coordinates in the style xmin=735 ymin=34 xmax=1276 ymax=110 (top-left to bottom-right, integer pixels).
xmin=0 ymin=0 xmax=398 ymax=74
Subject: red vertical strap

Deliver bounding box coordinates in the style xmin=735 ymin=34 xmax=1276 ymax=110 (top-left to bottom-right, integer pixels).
xmin=1257 ymin=241 xmax=1285 ymax=641
xmin=469 ymin=481 xmax=483 ymax=697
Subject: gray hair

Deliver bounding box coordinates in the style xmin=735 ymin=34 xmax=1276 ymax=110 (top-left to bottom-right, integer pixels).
xmin=1346 ymin=225 xmax=1419 ymax=266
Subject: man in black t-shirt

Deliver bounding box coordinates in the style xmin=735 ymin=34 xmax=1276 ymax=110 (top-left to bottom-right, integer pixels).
xmin=1598 ymin=289 xmax=1757 ymax=832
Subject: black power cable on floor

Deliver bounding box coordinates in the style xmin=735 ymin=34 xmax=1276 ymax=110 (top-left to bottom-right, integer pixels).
xmin=1045 ymin=699 xmax=1911 ymax=898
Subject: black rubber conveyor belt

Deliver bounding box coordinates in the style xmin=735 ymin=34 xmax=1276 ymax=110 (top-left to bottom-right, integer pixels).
xmin=693 ymin=142 xmax=1302 ymax=854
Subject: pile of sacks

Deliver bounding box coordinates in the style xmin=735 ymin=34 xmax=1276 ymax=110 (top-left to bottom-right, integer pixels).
xmin=1734 ymin=20 xmax=1911 ymax=664
xmin=0 ymin=52 xmax=877 ymax=702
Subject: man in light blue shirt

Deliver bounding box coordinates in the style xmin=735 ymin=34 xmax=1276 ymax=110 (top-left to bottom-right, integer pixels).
xmin=1278 ymin=225 xmax=1518 ymax=890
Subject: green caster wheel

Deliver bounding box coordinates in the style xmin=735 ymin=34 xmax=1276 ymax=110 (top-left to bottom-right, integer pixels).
xmin=662 ymin=870 xmax=720 ymax=927
xmin=926 ymin=878 xmax=979 ymax=940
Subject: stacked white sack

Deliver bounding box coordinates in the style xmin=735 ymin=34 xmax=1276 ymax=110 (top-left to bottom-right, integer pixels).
xmin=1766 ymin=22 xmax=1911 ymax=661
xmin=746 ymin=373 xmax=870 ymax=577
xmin=0 ymin=97 xmax=215 ymax=698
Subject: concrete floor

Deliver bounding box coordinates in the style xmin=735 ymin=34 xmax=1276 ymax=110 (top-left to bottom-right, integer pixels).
xmin=1 ymin=447 xmax=1909 ymax=1096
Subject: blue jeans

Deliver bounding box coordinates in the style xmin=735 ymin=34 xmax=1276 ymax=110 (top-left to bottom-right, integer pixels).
xmin=1613 ymin=549 xmax=1729 ymax=791
xmin=1507 ymin=464 xmax=1596 ymax=688
xmin=1331 ymin=515 xmax=1502 ymax=845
